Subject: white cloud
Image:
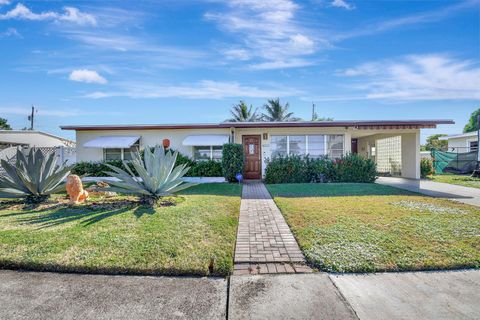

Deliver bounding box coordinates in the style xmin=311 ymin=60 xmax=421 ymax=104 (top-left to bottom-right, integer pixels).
xmin=331 ymin=0 xmax=355 ymax=10
xmin=58 ymin=7 xmax=97 ymax=26
xmin=223 ymin=48 xmax=251 ymax=60
xmin=337 ymin=54 xmax=480 ymax=101
xmin=206 ymin=0 xmax=320 ymax=69
xmin=0 ymin=27 xmax=21 ymax=38
xmin=69 ymin=69 xmax=107 ymax=84
xmin=0 ymin=0 xmax=10 ymax=6
xmin=0 ymin=3 xmax=96 ymax=26
xmin=83 ymin=80 xmax=301 ymax=99
xmin=333 ymin=1 xmax=476 ymax=41
xmin=249 ymin=58 xmax=314 ymax=70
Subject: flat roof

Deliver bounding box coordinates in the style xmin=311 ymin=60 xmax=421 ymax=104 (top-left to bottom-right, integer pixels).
xmin=0 ymin=130 xmax=75 ymax=144
xmin=439 ymin=131 xmax=478 ymax=140
xmin=61 ymin=119 xmax=454 ymax=131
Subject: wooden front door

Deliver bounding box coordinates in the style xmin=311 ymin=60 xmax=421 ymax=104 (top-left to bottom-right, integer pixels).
xmin=351 ymin=138 xmax=358 ymax=154
xmin=243 ymin=135 xmax=261 ymax=179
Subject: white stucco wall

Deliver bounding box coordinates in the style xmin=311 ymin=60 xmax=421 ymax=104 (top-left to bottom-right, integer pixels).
xmin=447 ymin=136 xmax=478 ymax=152
xmin=76 ymin=128 xmax=231 ymax=162
xmin=401 ymin=131 xmax=421 ymax=179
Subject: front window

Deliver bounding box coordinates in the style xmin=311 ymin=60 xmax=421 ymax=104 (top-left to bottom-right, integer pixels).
xmin=289 ymin=135 xmax=306 ymax=155
xmin=104 ymin=148 xmax=122 ymax=161
xmin=270 ymin=135 xmax=288 ymax=157
xmin=270 ymin=134 xmax=344 ymax=159
xmin=307 ymin=135 xmax=325 ymax=158
xmin=469 ymin=140 xmax=478 ymax=152
xmin=327 ymin=135 xmax=344 ymax=159
xmin=104 ymin=140 xmax=140 ymax=161
xmin=193 ymin=146 xmax=223 ymax=161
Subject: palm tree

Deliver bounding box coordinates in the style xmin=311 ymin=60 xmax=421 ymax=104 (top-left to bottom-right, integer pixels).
xmin=311 ymin=112 xmax=334 ymax=121
xmin=226 ymin=101 xmax=259 ymax=122
xmin=311 ymin=104 xmax=333 ymax=121
xmin=261 ymin=98 xmax=301 ymax=122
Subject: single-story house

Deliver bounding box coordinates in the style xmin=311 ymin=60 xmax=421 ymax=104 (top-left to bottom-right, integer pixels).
xmin=61 ymin=119 xmax=453 ymax=180
xmin=439 ymin=132 xmax=478 ymax=153
xmin=0 ymin=130 xmax=75 ymax=150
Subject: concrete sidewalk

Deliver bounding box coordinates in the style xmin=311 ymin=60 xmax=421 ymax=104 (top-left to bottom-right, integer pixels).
xmin=0 ymin=270 xmax=227 ymax=320
xmin=1 ymin=269 xmax=479 ymax=319
xmin=376 ymin=176 xmax=480 ymax=207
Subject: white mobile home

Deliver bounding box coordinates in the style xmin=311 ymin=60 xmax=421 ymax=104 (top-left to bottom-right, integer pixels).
xmin=62 ymin=120 xmax=453 ymax=180
xmin=439 ymin=132 xmax=478 ymax=153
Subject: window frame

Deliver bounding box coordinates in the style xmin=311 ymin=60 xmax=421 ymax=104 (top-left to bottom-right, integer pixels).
xmin=269 ymin=134 xmax=344 ymax=159
xmin=103 ymin=139 xmax=140 ymax=161
xmin=468 ymin=139 xmax=478 ymax=152
xmin=193 ymin=145 xmax=223 ymax=161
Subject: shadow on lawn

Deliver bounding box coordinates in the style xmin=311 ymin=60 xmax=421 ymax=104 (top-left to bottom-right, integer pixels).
xmin=7 ymin=203 xmax=157 ymax=229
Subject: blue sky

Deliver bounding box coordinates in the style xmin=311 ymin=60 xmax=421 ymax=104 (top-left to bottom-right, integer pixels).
xmin=0 ymin=0 xmax=479 ymax=142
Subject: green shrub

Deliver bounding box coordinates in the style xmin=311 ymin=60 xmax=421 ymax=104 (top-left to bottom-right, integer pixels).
xmin=72 ymin=160 xmax=134 ymax=177
xmin=264 ymin=153 xmax=376 ymax=184
xmin=265 ymin=155 xmax=307 ymax=183
xmin=420 ymin=158 xmax=434 ymax=178
xmin=306 ymin=156 xmax=336 ymax=182
xmin=222 ymin=143 xmax=244 ymax=182
xmin=265 ymin=155 xmax=335 ymax=184
xmin=332 ymin=153 xmax=377 ymax=183
xmin=189 ymin=160 xmax=223 ymax=177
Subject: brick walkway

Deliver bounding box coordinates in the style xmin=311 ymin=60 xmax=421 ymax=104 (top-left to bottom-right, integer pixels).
xmin=233 ymin=181 xmax=312 ymax=275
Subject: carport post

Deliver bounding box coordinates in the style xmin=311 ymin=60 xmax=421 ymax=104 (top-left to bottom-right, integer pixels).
xmin=401 ymin=131 xmax=421 ymax=179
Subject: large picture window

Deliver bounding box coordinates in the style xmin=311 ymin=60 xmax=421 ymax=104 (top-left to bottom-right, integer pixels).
xmin=193 ymin=146 xmax=223 ymax=161
xmin=104 ymin=140 xmax=140 ymax=161
xmin=270 ymin=136 xmax=288 ymax=157
xmin=270 ymin=134 xmax=344 ymax=159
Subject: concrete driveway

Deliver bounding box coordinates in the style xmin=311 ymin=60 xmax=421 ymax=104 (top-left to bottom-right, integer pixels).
xmin=376 ymin=176 xmax=480 ymax=207
xmin=1 ymin=269 xmax=479 ymax=319
xmin=331 ymin=270 xmax=480 ymax=320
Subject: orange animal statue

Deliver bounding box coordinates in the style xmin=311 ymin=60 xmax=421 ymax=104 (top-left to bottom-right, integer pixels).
xmin=66 ymin=174 xmax=89 ymax=205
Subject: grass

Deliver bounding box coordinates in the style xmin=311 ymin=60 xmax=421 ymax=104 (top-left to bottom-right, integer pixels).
xmin=0 ymin=183 xmax=241 ymax=276
xmin=266 ymin=183 xmax=480 ymax=273
xmin=427 ymin=174 xmax=480 ymax=189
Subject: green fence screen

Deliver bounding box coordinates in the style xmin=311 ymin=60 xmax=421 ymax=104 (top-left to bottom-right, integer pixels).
xmin=431 ymin=149 xmax=477 ymax=174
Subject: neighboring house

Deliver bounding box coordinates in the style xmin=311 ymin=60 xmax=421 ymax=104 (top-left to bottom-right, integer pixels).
xmin=439 ymin=132 xmax=478 ymax=153
xmin=0 ymin=130 xmax=75 ymax=149
xmin=61 ymin=119 xmax=453 ymax=180
xmin=0 ymin=130 xmax=76 ymax=166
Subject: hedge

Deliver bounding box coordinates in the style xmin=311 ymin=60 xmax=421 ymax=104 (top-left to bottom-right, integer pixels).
xmin=222 ymin=143 xmax=244 ymax=182
xmin=265 ymin=153 xmax=376 ymax=184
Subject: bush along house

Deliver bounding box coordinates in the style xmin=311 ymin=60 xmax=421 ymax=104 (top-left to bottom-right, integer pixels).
xmin=61 ymin=119 xmax=453 ymax=180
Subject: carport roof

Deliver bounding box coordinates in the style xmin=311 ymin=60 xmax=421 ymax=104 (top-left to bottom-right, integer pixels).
xmin=61 ymin=119 xmax=454 ymax=131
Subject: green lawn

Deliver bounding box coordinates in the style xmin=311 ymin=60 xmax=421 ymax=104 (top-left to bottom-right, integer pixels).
xmin=0 ymin=183 xmax=241 ymax=276
xmin=427 ymin=174 xmax=480 ymax=189
xmin=267 ymin=183 xmax=480 ymax=273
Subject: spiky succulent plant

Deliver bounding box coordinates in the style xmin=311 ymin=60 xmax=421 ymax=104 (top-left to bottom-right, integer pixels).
xmin=0 ymin=148 xmax=73 ymax=203
xmin=103 ymin=146 xmax=195 ymax=205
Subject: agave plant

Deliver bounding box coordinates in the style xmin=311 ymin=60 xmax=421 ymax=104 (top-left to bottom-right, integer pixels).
xmin=0 ymin=148 xmax=73 ymax=203
xmin=103 ymin=146 xmax=195 ymax=205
